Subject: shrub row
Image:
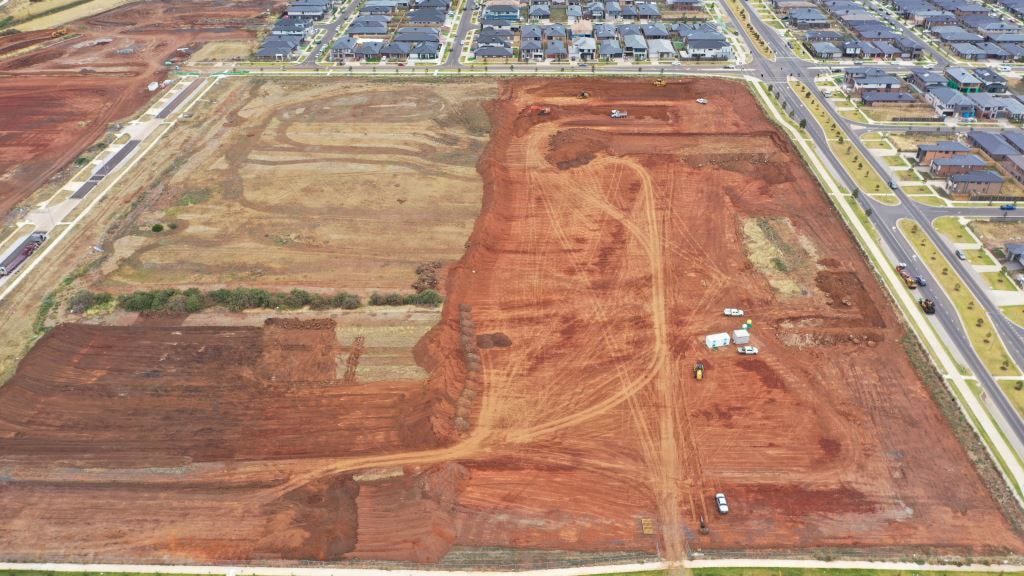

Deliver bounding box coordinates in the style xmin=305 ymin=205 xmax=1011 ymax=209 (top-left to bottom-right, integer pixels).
xmin=68 ymin=287 xmax=444 ymax=314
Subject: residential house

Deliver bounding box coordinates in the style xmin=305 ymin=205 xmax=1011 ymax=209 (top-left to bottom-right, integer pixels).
xmin=974 ymin=67 xmax=1008 ymax=92
xmin=969 ymin=131 xmax=1018 ymax=159
xmin=946 ymin=170 xmax=1005 ymax=200
xmin=621 ymin=5 xmax=639 ymax=19
xmin=1003 ymin=155 xmax=1024 ymax=184
xmin=637 ymin=2 xmax=661 ymax=20
xmin=685 ymin=37 xmax=731 ymax=59
xmin=587 ymin=1 xmax=605 ymax=18
xmin=573 ymin=36 xmax=597 ymax=59
xmin=407 ymin=8 xmax=445 ymax=23
xmin=410 ymin=41 xmax=440 ymax=59
xmin=641 ymin=23 xmax=670 ymax=38
xmin=916 ymin=141 xmax=971 ymax=164
xmin=950 ymin=42 xmax=987 ymax=60
xmin=647 ymin=37 xmax=677 ymax=59
xmin=256 ymin=35 xmax=300 ymax=60
xmin=606 ymin=1 xmax=622 ymax=18
xmin=810 ymin=41 xmax=841 ymax=58
xmin=474 ymin=44 xmax=514 ymax=58
xmin=926 ymin=86 xmax=976 ymax=117
xmin=347 ymin=19 xmax=390 ymax=35
xmin=544 ymin=23 xmax=567 ymax=38
xmin=932 ymin=25 xmax=983 ymax=43
xmin=482 ymin=3 xmax=520 ymax=19
xmin=788 ymin=7 xmax=829 ymax=27
xmin=976 ymin=42 xmax=1012 ymax=60
xmin=601 ymin=38 xmax=624 ymax=58
xmin=380 ymin=41 xmax=412 ymax=60
xmin=353 ymin=39 xmax=384 ymax=60
xmin=805 ymin=30 xmax=843 ymax=42
xmin=946 ymin=67 xmax=983 ymax=92
xmin=520 ymin=24 xmax=542 ymax=41
xmin=666 ymin=0 xmax=702 ymax=11
xmin=330 ymin=35 xmax=358 ymax=59
xmin=909 ymin=67 xmax=948 ymax=90
xmin=529 ymin=4 xmax=550 ymax=18
xmin=894 ymin=35 xmax=924 ymax=58
xmin=546 ymin=39 xmax=568 ymax=59
xmin=623 ymin=33 xmax=648 ymax=58
xmin=393 ymin=27 xmax=441 ymax=43
xmin=1003 ymin=131 xmax=1024 ymax=154
xmin=861 ymin=91 xmax=917 ymax=106
xmin=272 ymin=18 xmax=314 ymax=39
xmin=929 ymin=153 xmax=988 ymax=176
xmin=521 ymin=38 xmax=543 ymax=60
xmin=969 ymin=92 xmax=1010 ymax=118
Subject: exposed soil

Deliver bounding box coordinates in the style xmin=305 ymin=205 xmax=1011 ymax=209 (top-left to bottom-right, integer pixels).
xmin=0 ymin=0 xmax=279 ymax=216
xmin=0 ymin=78 xmax=1021 ymax=565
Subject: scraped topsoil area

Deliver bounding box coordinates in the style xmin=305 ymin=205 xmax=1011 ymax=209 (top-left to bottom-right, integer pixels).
xmin=0 ymin=0 xmax=279 ymax=216
xmin=0 ymin=78 xmax=1020 ymax=565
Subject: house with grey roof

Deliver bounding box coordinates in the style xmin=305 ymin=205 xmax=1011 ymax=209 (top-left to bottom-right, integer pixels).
xmin=568 ymin=4 xmax=584 ymax=21
xmin=974 ymin=67 xmax=1008 ymax=92
xmin=587 ymin=1 xmax=605 ymax=18
xmin=969 ymin=131 xmax=1018 ymax=159
xmin=916 ymin=141 xmax=971 ymax=164
xmin=353 ymin=39 xmax=384 ymax=60
xmin=573 ymin=36 xmax=597 ymax=59
xmin=647 ymin=38 xmax=676 ymax=59
xmin=861 ymin=91 xmax=916 ymax=106
xmin=788 ymin=7 xmax=828 ymax=27
xmin=623 ymin=33 xmax=648 ymax=58
xmin=601 ymin=38 xmax=623 ymax=58
xmin=546 ymin=39 xmax=568 ymax=59
xmin=946 ymin=67 xmax=983 ymax=92
xmin=637 ymin=2 xmax=661 ymax=20
xmin=411 ymin=41 xmax=440 ymax=59
xmin=926 ymin=86 xmax=976 ymax=117
xmin=810 ymin=41 xmax=841 ymax=58
xmin=950 ymin=42 xmax=987 ymax=60
xmin=946 ymin=170 xmax=1005 ymax=200
xmin=909 ymin=67 xmax=948 ymax=90
xmin=929 ymin=153 xmax=988 ymax=176
xmin=686 ymin=37 xmax=731 ymax=59
xmin=330 ymin=35 xmax=358 ymax=59
xmin=529 ymin=4 xmax=550 ymax=18
xmin=521 ymin=38 xmax=543 ymax=60
xmin=605 ymin=1 xmax=621 ymax=18
xmin=474 ymin=44 xmax=514 ymax=58
xmin=641 ymin=23 xmax=670 ymax=37
xmin=594 ymin=23 xmax=617 ymax=38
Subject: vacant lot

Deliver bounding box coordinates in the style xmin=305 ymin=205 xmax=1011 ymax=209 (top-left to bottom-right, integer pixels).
xmin=90 ymin=78 xmax=495 ymax=296
xmin=0 ymin=78 xmax=1021 ymax=565
xmin=973 ymin=219 xmax=1024 ymax=253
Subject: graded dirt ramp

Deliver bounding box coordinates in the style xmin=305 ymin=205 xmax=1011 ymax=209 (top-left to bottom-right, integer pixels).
xmin=0 ymin=78 xmax=1022 ymax=565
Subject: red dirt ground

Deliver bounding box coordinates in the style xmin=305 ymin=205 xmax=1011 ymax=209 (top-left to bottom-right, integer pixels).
xmin=0 ymin=78 xmax=1020 ymax=565
xmin=0 ymin=0 xmax=279 ymax=217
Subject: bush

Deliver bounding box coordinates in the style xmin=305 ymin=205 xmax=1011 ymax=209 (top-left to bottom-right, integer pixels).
xmin=152 ymin=223 xmax=164 ymax=232
xmin=332 ymin=292 xmax=361 ymax=309
xmin=168 ymin=222 xmax=178 ymax=230
xmin=67 ymin=290 xmax=113 ymax=314
xmin=405 ymin=289 xmax=443 ymax=307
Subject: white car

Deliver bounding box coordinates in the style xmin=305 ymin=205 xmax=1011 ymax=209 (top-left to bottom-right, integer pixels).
xmin=715 ymin=492 xmax=729 ymax=514
xmin=723 ymin=308 xmax=744 ymax=317
xmin=999 ymin=65 xmax=1012 ymax=72
xmin=738 ymin=346 xmax=759 ymax=355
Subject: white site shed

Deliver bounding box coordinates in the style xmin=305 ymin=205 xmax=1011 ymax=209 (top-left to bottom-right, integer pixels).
xmin=732 ymin=329 xmax=750 ymax=345
xmin=705 ymin=332 xmax=731 ymax=349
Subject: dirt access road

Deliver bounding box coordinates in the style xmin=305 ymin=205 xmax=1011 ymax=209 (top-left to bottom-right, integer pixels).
xmin=0 ymin=0 xmax=278 ymax=218
xmin=0 ymin=78 xmax=1020 ymax=565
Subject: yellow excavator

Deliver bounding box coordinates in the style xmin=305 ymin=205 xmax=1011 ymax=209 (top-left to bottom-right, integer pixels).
xmin=51 ymin=27 xmax=69 ymax=38
xmin=693 ymin=361 xmax=705 ymax=380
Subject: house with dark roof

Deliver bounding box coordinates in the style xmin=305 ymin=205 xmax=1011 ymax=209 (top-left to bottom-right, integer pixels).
xmin=587 ymin=1 xmax=605 ymax=18
xmin=623 ymin=33 xmax=648 ymax=58
xmin=969 ymin=131 xmax=1018 ymax=159
xmin=946 ymin=67 xmax=982 ymax=92
xmin=601 ymin=38 xmax=623 ymax=58
xmin=909 ymin=67 xmax=947 ymax=90
xmin=637 ymin=2 xmax=661 ymax=20
xmin=411 ymin=41 xmax=440 ymax=59
xmin=521 ymin=38 xmax=543 ymax=60
xmin=529 ymin=4 xmax=550 ymax=18
xmin=809 ymin=41 xmax=841 ymax=58
xmin=686 ymin=37 xmax=731 ymax=59
xmin=394 ymin=27 xmax=441 ymax=43
xmin=950 ymin=42 xmax=987 ymax=60
xmin=256 ymin=35 xmax=301 ymax=61
xmin=926 ymin=86 xmax=976 ymax=117
xmin=330 ymin=35 xmax=358 ymax=59
xmin=546 ymin=39 xmax=568 ymax=59
xmin=641 ymin=23 xmax=670 ymax=37
xmin=946 ymin=170 xmax=1005 ymax=200
xmin=544 ymin=23 xmax=567 ymax=38
xmin=573 ymin=36 xmax=597 ymax=59
xmin=353 ymin=39 xmax=384 ymax=60
xmin=1003 ymin=155 xmax=1024 ymax=185
xmin=408 ymin=8 xmax=445 ymax=23
xmin=474 ymin=44 xmax=514 ymax=58
xmin=929 ymin=153 xmax=988 ymax=176
xmin=916 ymin=140 xmax=971 ymax=164
xmin=1003 ymin=131 xmax=1024 ymax=154
xmin=974 ymin=67 xmax=1008 ymax=92
xmin=788 ymin=7 xmax=829 ymax=27
xmin=482 ymin=3 xmax=520 ymax=20
xmin=861 ymin=91 xmax=916 ymax=106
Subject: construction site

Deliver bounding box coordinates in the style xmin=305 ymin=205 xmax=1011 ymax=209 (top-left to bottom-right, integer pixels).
xmin=0 ymin=0 xmax=278 ymax=217
xmin=0 ymin=77 xmax=1023 ymax=566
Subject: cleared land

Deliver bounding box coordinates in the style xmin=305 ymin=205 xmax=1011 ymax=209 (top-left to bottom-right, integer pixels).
xmin=0 ymin=0 xmax=278 ymax=217
xmin=0 ymin=78 xmax=1020 ymax=565
xmin=973 ymin=219 xmax=1024 ymax=253
xmin=90 ymin=78 xmax=495 ymax=296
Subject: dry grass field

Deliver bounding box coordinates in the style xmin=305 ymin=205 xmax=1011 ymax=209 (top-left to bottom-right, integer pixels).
xmin=90 ymin=78 xmax=496 ymax=296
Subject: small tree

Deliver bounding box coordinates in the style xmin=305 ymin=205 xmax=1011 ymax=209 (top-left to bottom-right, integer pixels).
xmin=799 ymin=118 xmax=807 ymax=129
xmin=851 ymin=188 xmax=859 ymax=198
xmin=864 ymin=207 xmax=873 ymax=217
xmin=151 ymin=223 xmax=164 ymax=233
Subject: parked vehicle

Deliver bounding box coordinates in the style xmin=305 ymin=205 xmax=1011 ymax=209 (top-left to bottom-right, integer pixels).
xmin=1002 ymin=204 xmax=1017 ymax=211
xmin=723 ymin=308 xmax=744 ymax=317
xmin=715 ymin=493 xmax=729 ymax=514
xmin=0 ymin=232 xmax=46 ymax=277
xmin=915 ymin=276 xmax=927 ymax=287
xmin=737 ymin=346 xmax=758 ymax=355
xmin=919 ymin=298 xmax=936 ymax=314
xmin=999 ymin=65 xmax=1012 ymax=72
xmin=610 ymin=109 xmax=628 ymax=118
xmin=955 ymin=249 xmax=966 ymax=261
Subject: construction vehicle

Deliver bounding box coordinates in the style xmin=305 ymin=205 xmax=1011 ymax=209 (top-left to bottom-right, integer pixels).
xmin=919 ymin=298 xmax=936 ymax=314
xmin=610 ymin=109 xmax=628 ymax=118
xmin=528 ymin=105 xmax=551 ymax=115
xmin=0 ymin=232 xmax=46 ymax=277
xmin=50 ymin=27 xmax=69 ymax=38
xmin=578 ymin=91 xmax=591 ymax=99
xmin=696 ymin=98 xmax=708 ymax=104
xmin=639 ymin=518 xmax=655 ymax=535
xmin=653 ymin=79 xmax=667 ymax=87
xmin=693 ymin=361 xmax=705 ymax=380
xmin=895 ymin=263 xmax=917 ymax=289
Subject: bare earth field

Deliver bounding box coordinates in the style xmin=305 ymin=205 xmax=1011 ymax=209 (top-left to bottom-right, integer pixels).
xmin=92 ymin=78 xmax=495 ymax=296
xmin=0 ymin=78 xmax=1021 ymax=565
xmin=0 ymin=0 xmax=279 ymax=217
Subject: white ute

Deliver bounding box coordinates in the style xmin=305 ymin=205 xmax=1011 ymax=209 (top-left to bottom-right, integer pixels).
xmin=610 ymin=109 xmax=628 ymax=118
xmin=715 ymin=493 xmax=729 ymax=514
xmin=738 ymin=346 xmax=759 ymax=355
xmin=696 ymin=98 xmax=708 ymax=104
xmin=723 ymin=308 xmax=744 ymax=317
